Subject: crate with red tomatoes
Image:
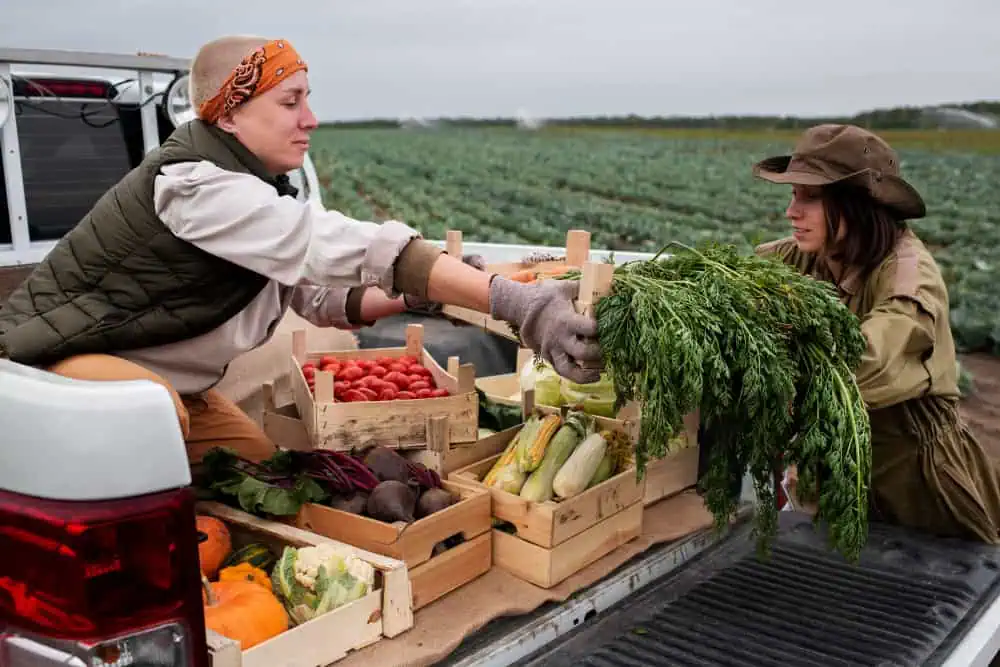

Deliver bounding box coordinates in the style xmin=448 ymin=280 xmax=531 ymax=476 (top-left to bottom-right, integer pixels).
xmin=304 ymin=354 xmax=450 ymax=403
xmin=289 ymin=323 xmax=479 ymax=451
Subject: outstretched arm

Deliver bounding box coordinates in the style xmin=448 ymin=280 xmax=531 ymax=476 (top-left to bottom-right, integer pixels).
xmin=154 ymin=161 xmax=602 ymax=381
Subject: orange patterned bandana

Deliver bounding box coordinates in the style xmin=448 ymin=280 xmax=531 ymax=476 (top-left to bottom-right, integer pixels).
xmin=198 ymin=39 xmax=308 ymax=123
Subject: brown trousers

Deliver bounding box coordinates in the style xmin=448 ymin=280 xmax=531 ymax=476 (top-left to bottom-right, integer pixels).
xmin=46 ymin=354 xmax=277 ymax=463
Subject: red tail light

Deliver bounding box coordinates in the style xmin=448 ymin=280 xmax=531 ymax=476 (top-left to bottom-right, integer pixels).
xmin=0 ymin=486 xmax=208 ymax=666
xmin=12 ymin=77 xmax=112 ymax=99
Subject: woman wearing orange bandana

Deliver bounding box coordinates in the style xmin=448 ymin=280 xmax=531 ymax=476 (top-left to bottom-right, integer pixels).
xmin=0 ymin=36 xmax=603 ymax=463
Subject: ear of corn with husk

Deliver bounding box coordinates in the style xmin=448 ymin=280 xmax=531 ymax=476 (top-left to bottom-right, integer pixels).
xmin=586 ymin=430 xmax=632 ymax=489
xmin=519 ymin=411 xmax=590 ymax=502
xmin=552 ymin=431 xmax=608 ymax=499
xmin=483 ymin=431 xmax=522 ymax=487
xmin=515 ymin=413 xmax=563 ymax=473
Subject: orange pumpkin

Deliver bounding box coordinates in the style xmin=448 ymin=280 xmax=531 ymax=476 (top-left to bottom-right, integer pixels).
xmin=196 ymin=515 xmax=232 ymax=578
xmin=218 ymin=563 xmax=271 ymax=591
xmin=202 ymin=575 xmax=288 ymax=649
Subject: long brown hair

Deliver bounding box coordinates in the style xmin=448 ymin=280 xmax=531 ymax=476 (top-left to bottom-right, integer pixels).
xmin=821 ymin=181 xmax=907 ymax=275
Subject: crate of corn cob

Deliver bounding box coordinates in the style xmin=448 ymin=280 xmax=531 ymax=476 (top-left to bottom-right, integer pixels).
xmin=447 ymin=403 xmax=645 ymax=588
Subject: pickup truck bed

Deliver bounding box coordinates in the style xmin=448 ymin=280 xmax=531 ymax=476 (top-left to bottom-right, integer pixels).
xmin=440 ymin=511 xmax=1000 ymax=667
xmin=359 ymin=315 xmax=1000 ymax=667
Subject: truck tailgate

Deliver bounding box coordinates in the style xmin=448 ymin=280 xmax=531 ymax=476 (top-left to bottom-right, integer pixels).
xmin=445 ymin=511 xmax=1000 ymax=667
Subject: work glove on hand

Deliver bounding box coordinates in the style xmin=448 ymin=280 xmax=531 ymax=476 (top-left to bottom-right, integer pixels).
xmin=404 ymin=253 xmax=488 ymax=315
xmin=489 ymin=276 xmax=603 ymax=384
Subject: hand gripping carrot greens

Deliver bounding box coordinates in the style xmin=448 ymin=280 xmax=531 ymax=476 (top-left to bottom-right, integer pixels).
xmin=559 ymin=242 xmax=872 ymax=562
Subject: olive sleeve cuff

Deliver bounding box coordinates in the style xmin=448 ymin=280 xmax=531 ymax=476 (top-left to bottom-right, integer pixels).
xmin=391 ymin=239 xmax=444 ymax=300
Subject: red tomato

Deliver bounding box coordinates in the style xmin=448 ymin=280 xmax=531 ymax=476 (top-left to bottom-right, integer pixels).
xmin=386 ymin=363 xmax=407 ymax=374
xmin=415 ymin=388 xmax=433 ymax=399
xmin=408 ymin=380 xmax=431 ymax=392
xmin=383 ymin=372 xmax=410 ymax=390
xmin=398 ymin=355 xmax=418 ymax=366
xmin=320 ymin=363 xmax=341 ymax=377
xmin=342 ymin=389 xmax=368 ymax=402
xmin=354 ymin=376 xmax=373 ymax=389
xmin=339 ymin=365 xmax=365 ymax=382
xmin=376 ymin=378 xmax=398 ymax=392
xmin=301 ymin=365 xmax=316 ymax=379
xmin=358 ymin=387 xmax=378 ymax=401
xmin=396 ymin=391 xmax=416 ymax=400
xmin=377 ymin=386 xmax=399 ymax=401
xmin=430 ymin=388 xmax=450 ymax=398
xmin=375 ymin=356 xmax=395 ymax=367
xmin=368 ymin=365 xmax=388 ymax=378
xmin=408 ymin=364 xmax=432 ymax=378
xmin=354 ymin=358 xmax=373 ymax=371
xmin=319 ymin=355 xmax=339 ymax=367
xmin=334 ymin=380 xmax=352 ymax=393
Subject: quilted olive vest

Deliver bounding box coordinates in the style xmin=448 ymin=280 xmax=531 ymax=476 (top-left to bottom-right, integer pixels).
xmin=0 ymin=120 xmax=294 ymax=367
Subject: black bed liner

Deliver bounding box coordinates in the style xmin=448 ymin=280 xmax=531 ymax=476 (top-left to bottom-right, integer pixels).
xmin=512 ymin=512 xmax=1000 ymax=667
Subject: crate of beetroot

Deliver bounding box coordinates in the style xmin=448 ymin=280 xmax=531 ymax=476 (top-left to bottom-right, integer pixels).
xmin=290 ymin=323 xmax=479 ymax=450
xmin=197 ymin=444 xmax=492 ymax=613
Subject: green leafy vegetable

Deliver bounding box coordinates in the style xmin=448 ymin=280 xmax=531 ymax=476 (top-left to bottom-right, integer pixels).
xmin=477 ymin=388 xmax=523 ymax=432
xmin=561 ymin=242 xmax=872 ymax=562
xmin=200 ymin=448 xmax=328 ymax=516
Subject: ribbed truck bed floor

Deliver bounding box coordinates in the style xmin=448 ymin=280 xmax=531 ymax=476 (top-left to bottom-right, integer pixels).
xmin=512 ymin=511 xmax=1000 ymax=667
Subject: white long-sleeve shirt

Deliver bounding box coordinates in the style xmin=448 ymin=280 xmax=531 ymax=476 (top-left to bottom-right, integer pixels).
xmin=115 ymin=160 xmax=423 ymax=395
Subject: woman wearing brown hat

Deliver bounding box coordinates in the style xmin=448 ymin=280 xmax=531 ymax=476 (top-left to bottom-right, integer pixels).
xmin=754 ymin=124 xmax=1000 ymax=544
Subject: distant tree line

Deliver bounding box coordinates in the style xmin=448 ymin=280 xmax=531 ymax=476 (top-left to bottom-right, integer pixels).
xmin=320 ymin=101 xmax=1000 ymax=131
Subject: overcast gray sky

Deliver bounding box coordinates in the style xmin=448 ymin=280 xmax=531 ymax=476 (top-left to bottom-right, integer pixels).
xmin=3 ymin=0 xmax=998 ymax=121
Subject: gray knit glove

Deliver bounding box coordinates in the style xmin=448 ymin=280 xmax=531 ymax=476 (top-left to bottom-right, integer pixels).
xmin=489 ymin=276 xmax=603 ymax=384
xmin=404 ymin=253 xmax=488 ymax=314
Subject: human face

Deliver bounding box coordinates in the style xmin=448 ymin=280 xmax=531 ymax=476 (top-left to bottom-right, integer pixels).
xmin=216 ymin=70 xmax=318 ymax=175
xmin=785 ymin=184 xmax=830 ymax=254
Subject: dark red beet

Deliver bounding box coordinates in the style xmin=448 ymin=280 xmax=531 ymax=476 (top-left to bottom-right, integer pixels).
xmin=363 ymin=446 xmax=411 ymax=484
xmin=366 ymin=480 xmax=417 ymax=523
xmin=416 ymin=487 xmax=456 ymax=518
xmin=329 ymin=492 xmax=369 ymax=515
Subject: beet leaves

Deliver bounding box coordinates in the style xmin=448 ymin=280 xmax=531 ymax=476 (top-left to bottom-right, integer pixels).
xmin=197 ymin=446 xmax=440 ymax=519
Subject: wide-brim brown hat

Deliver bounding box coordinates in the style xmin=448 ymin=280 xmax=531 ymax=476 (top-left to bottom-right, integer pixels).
xmin=752 ymin=124 xmax=926 ymax=219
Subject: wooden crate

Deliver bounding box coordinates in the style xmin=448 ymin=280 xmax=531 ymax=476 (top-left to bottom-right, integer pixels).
xmin=256 ymin=409 xmax=496 ymax=610
xmin=491 ymin=502 xmax=644 ymax=588
xmin=440 ymin=229 xmax=592 ymax=342
xmin=640 ymin=410 xmax=702 ymax=507
xmin=289 ymin=323 xmax=478 ymax=450
xmin=447 ymin=409 xmax=645 ymax=587
xmin=478 ymin=363 xmax=701 ymax=508
xmin=198 ymin=501 xmax=413 ymax=667
xmin=408 ymin=388 xmax=634 ymax=481
xmin=293 ymin=480 xmax=493 ymax=610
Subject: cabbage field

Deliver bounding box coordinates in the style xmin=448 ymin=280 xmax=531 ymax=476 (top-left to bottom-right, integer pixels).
xmin=311 ymin=127 xmax=1000 ymax=356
